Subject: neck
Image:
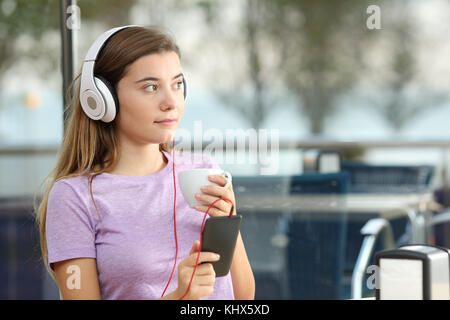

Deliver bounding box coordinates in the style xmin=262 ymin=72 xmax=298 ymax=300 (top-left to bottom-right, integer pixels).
xmin=108 ymin=140 xmax=168 ymax=176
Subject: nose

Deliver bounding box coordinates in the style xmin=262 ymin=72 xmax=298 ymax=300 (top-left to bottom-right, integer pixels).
xmin=159 ymin=86 xmax=180 ymax=111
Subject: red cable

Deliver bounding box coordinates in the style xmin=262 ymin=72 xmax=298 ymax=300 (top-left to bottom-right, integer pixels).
xmin=160 ymin=138 xmax=179 ymax=298
xmin=161 ymin=137 xmax=234 ymax=300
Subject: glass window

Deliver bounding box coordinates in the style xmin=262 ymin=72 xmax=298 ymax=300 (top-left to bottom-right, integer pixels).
xmin=0 ymin=0 xmax=61 ymax=299
xmin=1 ymin=0 xmax=448 ymax=300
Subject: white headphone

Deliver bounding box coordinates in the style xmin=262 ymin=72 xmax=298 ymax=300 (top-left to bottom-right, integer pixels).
xmin=80 ymin=25 xmax=187 ymax=123
xmin=80 ymin=25 xmax=136 ymax=122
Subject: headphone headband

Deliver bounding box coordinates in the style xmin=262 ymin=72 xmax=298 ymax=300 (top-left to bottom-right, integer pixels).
xmin=84 ymin=26 xmax=136 ymax=62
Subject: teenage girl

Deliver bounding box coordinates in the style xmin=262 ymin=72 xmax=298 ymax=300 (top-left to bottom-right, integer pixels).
xmin=35 ymin=25 xmax=255 ymax=300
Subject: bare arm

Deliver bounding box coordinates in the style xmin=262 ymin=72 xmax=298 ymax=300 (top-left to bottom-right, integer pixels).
xmin=53 ymin=258 xmax=101 ymax=300
xmin=230 ymin=232 xmax=255 ymax=300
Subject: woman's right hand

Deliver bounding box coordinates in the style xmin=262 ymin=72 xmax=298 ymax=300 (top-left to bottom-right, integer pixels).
xmin=176 ymin=240 xmax=220 ymax=300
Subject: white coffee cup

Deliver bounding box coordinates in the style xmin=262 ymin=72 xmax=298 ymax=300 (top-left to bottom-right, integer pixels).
xmin=178 ymin=168 xmax=232 ymax=208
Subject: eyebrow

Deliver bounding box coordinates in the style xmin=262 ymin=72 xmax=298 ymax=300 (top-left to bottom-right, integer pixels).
xmin=135 ymin=72 xmax=184 ymax=83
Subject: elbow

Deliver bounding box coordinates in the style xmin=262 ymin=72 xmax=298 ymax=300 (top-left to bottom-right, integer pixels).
xmin=249 ymin=278 xmax=256 ymax=300
xmin=246 ymin=275 xmax=256 ymax=300
xmin=235 ymin=274 xmax=255 ymax=300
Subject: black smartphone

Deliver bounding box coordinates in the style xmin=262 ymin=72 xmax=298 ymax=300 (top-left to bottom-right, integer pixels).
xmin=201 ymin=215 xmax=242 ymax=277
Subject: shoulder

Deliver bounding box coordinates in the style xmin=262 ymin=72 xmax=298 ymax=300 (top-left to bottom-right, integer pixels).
xmin=51 ymin=175 xmax=89 ymax=195
xmin=48 ymin=174 xmax=93 ymax=207
xmin=47 ymin=174 xmax=97 ymax=224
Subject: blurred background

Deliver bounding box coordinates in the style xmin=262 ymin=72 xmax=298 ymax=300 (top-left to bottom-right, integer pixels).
xmin=1 ymin=0 xmax=450 ymax=299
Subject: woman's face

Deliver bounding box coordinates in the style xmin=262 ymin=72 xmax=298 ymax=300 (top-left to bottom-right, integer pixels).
xmin=115 ymin=51 xmax=185 ymax=145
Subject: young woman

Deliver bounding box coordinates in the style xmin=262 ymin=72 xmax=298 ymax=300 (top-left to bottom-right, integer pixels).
xmin=34 ymin=25 xmax=254 ymax=300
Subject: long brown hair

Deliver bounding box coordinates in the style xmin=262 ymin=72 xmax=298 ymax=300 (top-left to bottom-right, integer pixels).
xmin=34 ymin=25 xmax=181 ymax=278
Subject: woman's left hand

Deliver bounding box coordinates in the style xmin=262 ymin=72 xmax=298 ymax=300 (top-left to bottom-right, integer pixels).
xmin=194 ymin=174 xmax=236 ymax=217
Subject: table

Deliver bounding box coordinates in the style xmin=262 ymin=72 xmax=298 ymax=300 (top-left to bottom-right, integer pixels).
xmin=236 ymin=191 xmax=436 ymax=299
xmin=236 ymin=192 xmax=435 ymax=241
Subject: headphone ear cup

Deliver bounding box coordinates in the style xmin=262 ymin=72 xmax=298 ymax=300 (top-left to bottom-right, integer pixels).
xmin=182 ymin=76 xmax=187 ymax=100
xmin=94 ymin=76 xmax=119 ymax=122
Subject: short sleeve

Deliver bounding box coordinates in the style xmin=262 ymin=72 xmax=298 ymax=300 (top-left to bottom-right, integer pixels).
xmin=46 ymin=180 xmax=96 ymax=269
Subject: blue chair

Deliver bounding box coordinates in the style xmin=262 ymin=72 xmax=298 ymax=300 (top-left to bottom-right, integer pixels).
xmin=341 ymin=162 xmax=434 ymax=194
xmin=0 ymin=197 xmax=43 ymax=299
xmin=234 ymin=172 xmax=350 ymax=299
xmin=0 ymin=196 xmax=62 ymax=300
xmin=234 ymin=175 xmax=292 ymax=299
xmin=286 ymin=172 xmax=349 ymax=299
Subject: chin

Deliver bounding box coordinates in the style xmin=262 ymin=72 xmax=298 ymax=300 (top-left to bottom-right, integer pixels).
xmin=149 ymin=129 xmax=176 ymax=141
xmin=154 ymin=135 xmax=174 ymax=145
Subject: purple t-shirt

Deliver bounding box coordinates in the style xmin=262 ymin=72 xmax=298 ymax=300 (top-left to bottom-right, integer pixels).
xmin=46 ymin=150 xmax=235 ymax=300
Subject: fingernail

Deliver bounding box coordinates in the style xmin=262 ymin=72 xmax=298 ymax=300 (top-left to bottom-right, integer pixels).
xmin=215 ymin=254 xmax=220 ymax=260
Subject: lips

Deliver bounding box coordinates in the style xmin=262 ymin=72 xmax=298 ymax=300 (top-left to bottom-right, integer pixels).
xmin=155 ymin=118 xmax=176 ymax=123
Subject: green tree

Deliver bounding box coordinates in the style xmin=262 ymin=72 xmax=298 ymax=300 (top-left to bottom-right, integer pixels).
xmin=0 ymin=0 xmax=137 ymax=91
xmin=366 ymin=3 xmax=447 ymax=133
xmin=0 ymin=0 xmax=59 ymax=78
xmin=197 ymin=0 xmax=376 ymax=134
xmin=195 ymin=0 xmax=273 ymax=131
xmin=262 ymin=0 xmax=375 ymax=134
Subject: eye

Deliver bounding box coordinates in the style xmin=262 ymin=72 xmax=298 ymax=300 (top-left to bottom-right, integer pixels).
xmin=144 ymin=84 xmax=158 ymax=92
xmin=173 ymin=81 xmax=183 ymax=91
